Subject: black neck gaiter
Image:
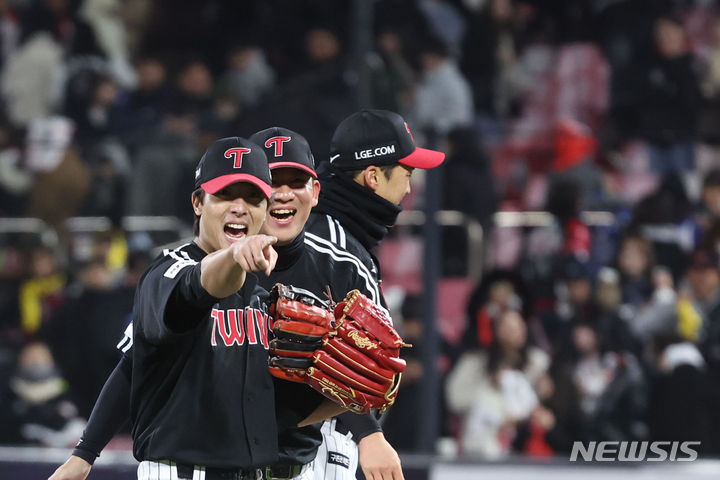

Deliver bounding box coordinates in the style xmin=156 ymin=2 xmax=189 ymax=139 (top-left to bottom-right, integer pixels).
xmin=314 ymin=167 xmax=402 ymax=250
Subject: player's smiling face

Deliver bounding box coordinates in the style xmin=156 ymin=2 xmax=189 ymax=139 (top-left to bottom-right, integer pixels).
xmin=192 ymin=182 xmax=268 ymax=253
xmin=261 ymin=167 xmax=320 ymax=245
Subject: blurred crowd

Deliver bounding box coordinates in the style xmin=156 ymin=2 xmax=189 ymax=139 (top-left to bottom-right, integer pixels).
xmin=2 ymin=0 xmax=720 ymax=461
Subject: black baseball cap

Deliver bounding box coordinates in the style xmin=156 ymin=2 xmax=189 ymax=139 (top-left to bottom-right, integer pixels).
xmin=329 ymin=109 xmax=445 ymax=171
xmin=194 ymin=137 xmax=272 ymax=198
xmin=249 ymin=127 xmax=317 ymax=178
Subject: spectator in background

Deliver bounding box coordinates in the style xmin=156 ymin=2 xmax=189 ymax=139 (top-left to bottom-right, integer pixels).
xmin=77 ymin=0 xmax=136 ymax=88
xmin=413 ymin=35 xmax=473 ymax=135
xmin=549 ymin=119 xmax=608 ymax=210
xmin=615 ymin=232 xmax=655 ymax=310
xmin=216 ymin=44 xmax=276 ymax=114
xmin=124 ymin=105 xmax=200 ymax=219
xmin=417 ymin=0 xmax=466 ymax=58
xmin=0 ymin=342 xmax=85 ymax=446
xmin=463 ymin=270 xmax=529 ymax=354
xmin=562 ymin=321 xmax=647 ymax=444
xmin=442 ymin=127 xmax=498 ymax=276
xmin=42 ymin=256 xmax=133 ymax=418
xmin=25 ymin=117 xmax=92 ymax=228
xmin=171 ymin=60 xmax=215 ymax=118
xmin=545 ymin=177 xmax=591 ymax=259
xmin=368 ymin=29 xmax=415 ymax=113
xmin=19 ymin=245 xmax=65 ymax=336
xmin=295 ymin=27 xmax=346 ymax=92
xmin=64 ymin=72 xmax=120 ymax=147
xmin=544 ymin=255 xmax=595 ymax=354
xmin=594 ymin=267 xmax=641 ymax=355
xmin=446 ymin=309 xmax=549 ymax=459
xmin=76 ymin=141 xmax=130 ymax=225
xmin=697 ymin=15 xmax=720 ymax=147
xmin=637 ymin=16 xmax=701 ymax=175
xmin=630 ymin=265 xmax=682 ymax=342
xmin=460 ymin=0 xmax=526 ymax=143
xmin=630 ymin=173 xmax=698 ymax=280
xmin=647 ymin=335 xmax=716 ymax=454
xmin=1 ymin=30 xmax=64 ymax=127
xmin=111 ymin=55 xmax=172 ymax=148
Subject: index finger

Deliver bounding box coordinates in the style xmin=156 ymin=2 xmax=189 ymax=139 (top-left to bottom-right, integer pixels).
xmin=264 ymin=245 xmax=277 ymax=276
xmin=258 ymin=234 xmax=278 ymax=247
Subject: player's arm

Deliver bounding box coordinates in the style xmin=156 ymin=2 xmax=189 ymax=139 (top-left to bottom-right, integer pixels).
xmin=357 ymin=431 xmax=404 ymax=480
xmin=48 ymin=355 xmax=132 ymax=480
xmin=200 ymin=234 xmax=277 ymax=298
xmin=160 ymin=235 xmax=278 ymax=335
xmin=336 ymin=412 xmax=404 ymax=480
xmin=297 ymin=400 xmax=349 ymax=427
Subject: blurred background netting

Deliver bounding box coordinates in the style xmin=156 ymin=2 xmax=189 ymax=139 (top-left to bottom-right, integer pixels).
xmin=2 ymin=0 xmax=720 ymax=472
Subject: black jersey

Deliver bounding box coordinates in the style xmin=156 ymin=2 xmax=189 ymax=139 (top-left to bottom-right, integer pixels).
xmin=130 ymin=242 xmax=277 ymax=469
xmin=305 ymin=212 xmax=385 ymax=308
xmin=259 ymin=230 xmax=385 ymax=465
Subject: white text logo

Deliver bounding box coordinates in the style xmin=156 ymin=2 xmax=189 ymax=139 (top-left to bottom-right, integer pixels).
xmin=354 ymin=145 xmax=396 ymax=160
xmin=569 ymin=441 xmax=700 ymax=462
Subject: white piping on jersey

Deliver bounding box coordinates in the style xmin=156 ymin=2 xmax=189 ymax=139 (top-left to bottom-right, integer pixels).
xmin=326 ymin=215 xmax=337 ymax=244
xmin=334 ymin=218 xmax=347 ymax=248
xmin=116 ymin=322 xmax=133 ymax=353
xmin=304 ymin=232 xmax=382 ymax=305
xmin=163 ymin=244 xmax=197 ymax=279
xmin=161 ymin=242 xmax=190 ymax=256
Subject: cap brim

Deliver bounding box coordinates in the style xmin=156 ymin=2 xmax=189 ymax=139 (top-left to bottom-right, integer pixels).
xmin=398 ymin=147 xmax=445 ymax=169
xmin=201 ymin=174 xmax=272 ymax=198
xmin=269 ymin=162 xmax=318 ymax=178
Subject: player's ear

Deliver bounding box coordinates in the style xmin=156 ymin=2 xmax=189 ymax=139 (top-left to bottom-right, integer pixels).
xmin=311 ymin=179 xmax=321 ymax=207
xmin=363 ymin=166 xmax=380 ymax=192
xmin=191 ymin=189 xmax=204 ymax=216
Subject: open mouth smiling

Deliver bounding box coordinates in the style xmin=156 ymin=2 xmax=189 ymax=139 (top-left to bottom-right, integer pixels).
xmin=269 ymin=207 xmax=297 ymax=224
xmin=224 ymin=223 xmax=248 ymax=239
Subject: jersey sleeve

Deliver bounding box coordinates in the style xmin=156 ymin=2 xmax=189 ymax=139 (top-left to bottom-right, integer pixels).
xmin=134 ymin=260 xmax=218 ymax=344
xmin=72 ymin=355 xmax=132 ymax=464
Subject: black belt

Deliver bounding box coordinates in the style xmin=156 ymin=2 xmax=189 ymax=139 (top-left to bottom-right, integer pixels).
xmin=176 ymin=463 xmax=257 ymax=480
xmin=333 ymin=419 xmax=350 ymax=436
xmin=265 ymin=463 xmax=309 ymax=479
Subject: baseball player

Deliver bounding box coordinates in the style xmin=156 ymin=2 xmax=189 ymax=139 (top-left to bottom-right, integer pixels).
xmin=47 ymin=128 xmax=404 ymax=480
xmin=51 ymin=136 xmax=347 ymax=480
xmin=248 ymin=127 xmax=402 ymax=480
xmin=304 ymin=109 xmax=445 ymax=480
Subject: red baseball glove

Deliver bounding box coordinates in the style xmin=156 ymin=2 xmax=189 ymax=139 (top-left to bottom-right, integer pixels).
xmin=268 ymin=285 xmax=408 ymax=414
